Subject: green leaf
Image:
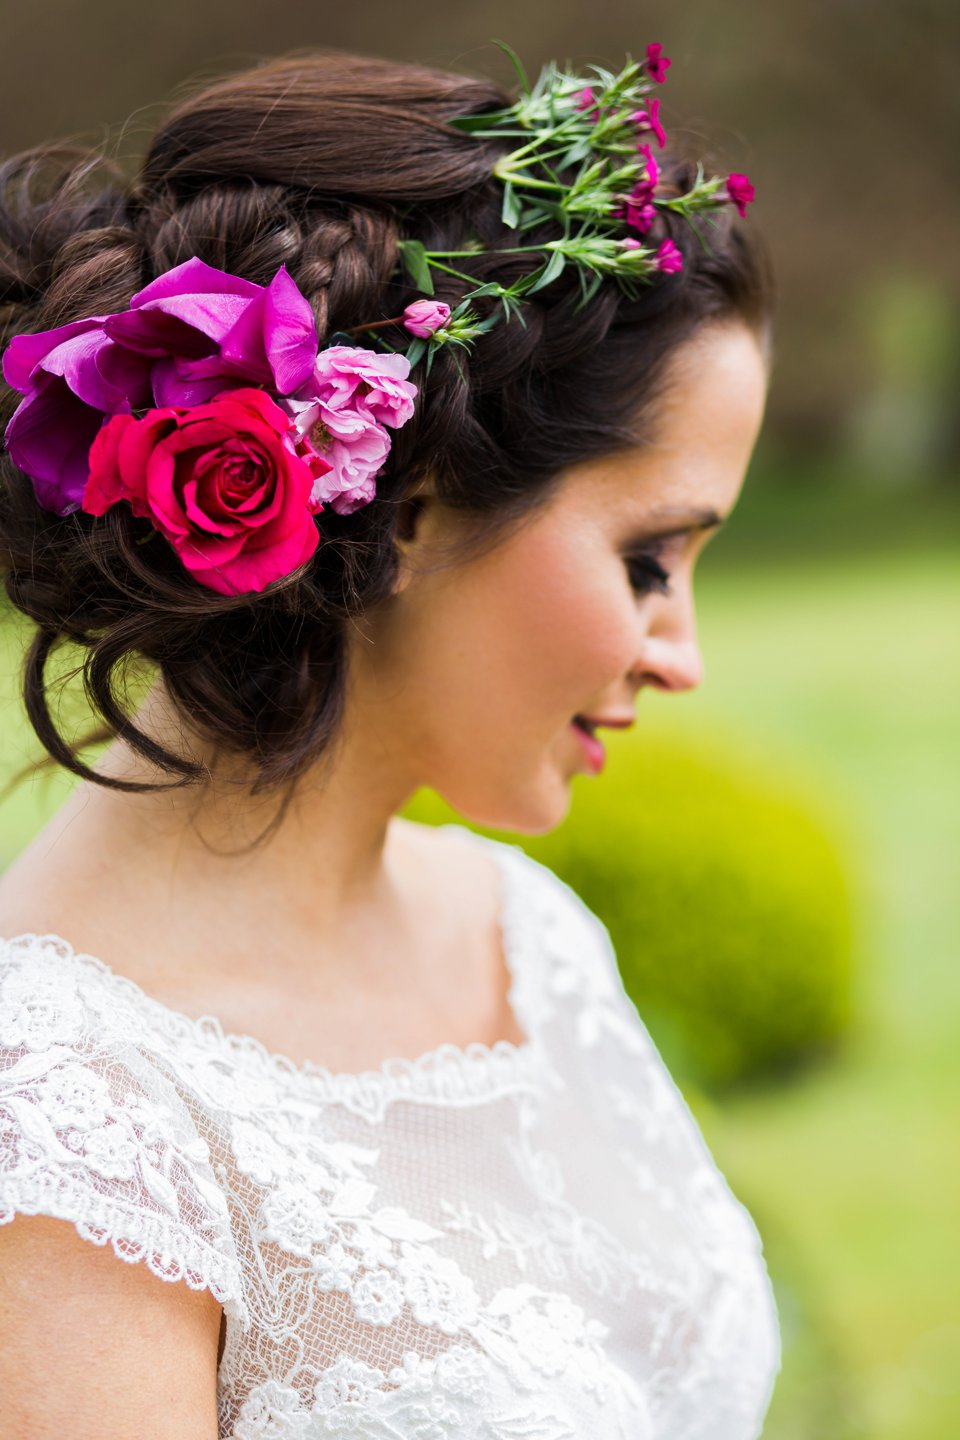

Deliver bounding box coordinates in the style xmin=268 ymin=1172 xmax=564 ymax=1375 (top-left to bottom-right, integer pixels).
xmin=446 ymin=110 xmax=518 ymax=134
xmin=500 ymin=181 xmax=522 ymax=229
xmin=556 ymin=138 xmax=593 ymax=169
xmin=500 ymin=295 xmax=528 ymax=329
xmin=511 ymin=262 xmax=548 ymax=295
xmin=521 ymin=198 xmax=569 ymax=226
xmin=491 ymin=38 xmax=531 ymax=96
xmin=461 ymin=281 xmax=508 ymax=301
xmin=404 ymin=337 xmax=427 ymax=368
xmin=527 ymin=247 xmax=566 ymax=293
xmin=573 ymin=269 xmax=605 ymax=311
xmin=397 ymin=240 xmax=434 ymax=296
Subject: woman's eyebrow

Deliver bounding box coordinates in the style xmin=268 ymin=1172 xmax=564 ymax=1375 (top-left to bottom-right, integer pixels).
xmin=622 ymin=506 xmax=726 ymax=545
xmin=646 ymin=505 xmax=725 ymax=530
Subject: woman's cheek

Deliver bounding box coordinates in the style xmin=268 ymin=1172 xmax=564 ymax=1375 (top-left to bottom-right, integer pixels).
xmin=517 ymin=562 xmax=636 ymax=707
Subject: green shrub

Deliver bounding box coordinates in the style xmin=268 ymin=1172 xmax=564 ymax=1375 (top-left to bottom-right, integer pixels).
xmin=401 ymin=729 xmax=855 ymax=1090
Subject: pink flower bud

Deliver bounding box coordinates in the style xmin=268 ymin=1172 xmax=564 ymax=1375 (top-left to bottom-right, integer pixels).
xmin=654 ymin=238 xmax=683 ymax=274
xmin=574 ymin=86 xmax=601 ymax=122
xmin=646 ymin=42 xmax=672 ymax=84
xmin=402 ymin=301 xmax=452 ymax=338
xmin=630 ymin=97 xmax=666 ymax=148
xmin=637 ymin=143 xmax=660 ymax=189
xmin=725 ymin=173 xmax=756 ymax=218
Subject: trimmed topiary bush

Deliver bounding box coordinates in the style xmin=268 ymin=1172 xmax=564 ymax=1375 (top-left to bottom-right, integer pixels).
xmin=402 ymin=728 xmax=855 ymax=1090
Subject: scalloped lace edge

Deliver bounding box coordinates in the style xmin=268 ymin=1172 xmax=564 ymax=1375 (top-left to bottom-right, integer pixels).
xmin=0 ymin=1178 xmax=250 ymax=1330
xmin=0 ymin=829 xmax=551 ymax=1111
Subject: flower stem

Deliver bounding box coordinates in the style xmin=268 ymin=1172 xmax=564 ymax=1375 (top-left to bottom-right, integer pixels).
xmin=341 ymin=314 xmax=405 ymax=334
xmin=492 ymin=170 xmax=565 ymax=192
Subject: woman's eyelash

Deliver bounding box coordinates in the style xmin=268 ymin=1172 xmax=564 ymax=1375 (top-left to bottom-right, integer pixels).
xmin=625 ymin=550 xmax=672 ymax=597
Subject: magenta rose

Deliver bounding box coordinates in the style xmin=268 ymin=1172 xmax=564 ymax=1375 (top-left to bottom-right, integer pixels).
xmin=81 ymin=388 xmax=330 ymax=596
xmin=3 ymin=258 xmax=320 ymax=516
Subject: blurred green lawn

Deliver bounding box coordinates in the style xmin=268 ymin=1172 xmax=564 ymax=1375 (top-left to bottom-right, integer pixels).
xmin=646 ymin=530 xmax=959 ymax=1440
xmin=1 ymin=486 xmax=957 ymax=1440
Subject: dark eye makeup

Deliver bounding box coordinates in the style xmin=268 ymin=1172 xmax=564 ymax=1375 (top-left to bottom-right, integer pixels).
xmin=625 ymin=546 xmax=672 ymax=597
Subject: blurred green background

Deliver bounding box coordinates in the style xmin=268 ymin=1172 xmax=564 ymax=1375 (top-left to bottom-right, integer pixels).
xmin=1 ymin=3 xmax=958 ymax=1437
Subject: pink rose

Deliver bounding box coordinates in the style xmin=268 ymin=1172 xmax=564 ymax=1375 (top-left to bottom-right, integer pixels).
xmin=402 ymin=301 xmax=452 ymax=338
xmin=81 ymin=388 xmax=328 ymax=596
xmin=284 ymin=396 xmax=391 ymax=516
xmin=302 ymin=346 xmax=417 ymax=429
xmin=726 ymin=173 xmax=756 ymax=218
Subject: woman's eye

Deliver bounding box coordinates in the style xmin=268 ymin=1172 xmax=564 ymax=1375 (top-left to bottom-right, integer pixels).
xmin=625 ymin=552 xmax=672 ymax=597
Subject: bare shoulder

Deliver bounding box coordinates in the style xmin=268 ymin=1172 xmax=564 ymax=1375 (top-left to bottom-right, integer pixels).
xmin=0 ymin=825 xmax=122 ymax=958
xmin=392 ymin=816 xmax=502 ymax=916
xmin=0 ymin=1212 xmax=221 ymax=1439
xmin=0 ymin=823 xmax=167 ymax=1018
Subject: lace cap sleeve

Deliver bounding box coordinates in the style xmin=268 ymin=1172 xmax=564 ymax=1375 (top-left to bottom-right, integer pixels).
xmin=0 ymin=934 xmax=248 ymax=1329
xmin=502 ymin=842 xmax=652 ymax=1057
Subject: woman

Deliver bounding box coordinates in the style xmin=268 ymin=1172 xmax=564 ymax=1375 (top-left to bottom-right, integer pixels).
xmin=0 ymin=46 xmax=779 ymax=1439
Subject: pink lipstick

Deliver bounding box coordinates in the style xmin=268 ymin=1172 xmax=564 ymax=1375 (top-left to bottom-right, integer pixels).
xmin=570 ymin=717 xmax=606 ymax=774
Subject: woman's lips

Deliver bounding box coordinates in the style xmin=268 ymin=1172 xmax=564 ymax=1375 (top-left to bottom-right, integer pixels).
xmin=570 ymin=718 xmax=606 ymax=774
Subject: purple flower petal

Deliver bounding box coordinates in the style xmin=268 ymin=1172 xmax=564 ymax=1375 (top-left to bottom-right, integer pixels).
xmin=130 ymin=257 xmax=262 ymax=307
xmin=218 ymin=266 xmax=318 ymax=394
xmin=2 ymin=317 xmax=106 ymax=394
xmin=150 ymin=355 xmax=249 ymax=408
xmin=106 ymin=259 xmax=263 ymax=357
xmin=4 ymin=377 xmax=106 ymax=514
xmin=33 ymin=327 xmax=151 ymax=412
xmin=104 ymin=309 xmax=223 ymax=359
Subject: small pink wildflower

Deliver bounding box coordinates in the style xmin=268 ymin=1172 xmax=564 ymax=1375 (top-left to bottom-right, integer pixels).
xmin=615 ymin=191 xmax=656 ymax=234
xmin=637 ymin=143 xmax=660 ymax=189
xmin=631 ymin=97 xmax=666 ymax=148
xmin=402 ymin=300 xmax=451 ymax=338
xmin=574 ymin=86 xmax=601 ymax=122
xmin=726 ymin=173 xmax=756 ymax=217
xmin=646 ymin=43 xmax=672 ymax=84
xmin=620 ymin=239 xmax=644 ymax=250
xmin=654 ymin=238 xmax=683 ymax=274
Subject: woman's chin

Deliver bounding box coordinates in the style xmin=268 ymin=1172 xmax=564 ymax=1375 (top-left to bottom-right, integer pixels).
xmin=443 ymin=772 xmax=574 ymax=838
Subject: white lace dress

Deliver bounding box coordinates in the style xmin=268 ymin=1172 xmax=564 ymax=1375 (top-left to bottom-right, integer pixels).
xmin=0 ymin=823 xmax=780 ymax=1439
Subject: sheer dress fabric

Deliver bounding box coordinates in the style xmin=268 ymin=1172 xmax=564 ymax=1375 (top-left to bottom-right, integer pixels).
xmin=0 ymin=824 xmax=780 ymax=1439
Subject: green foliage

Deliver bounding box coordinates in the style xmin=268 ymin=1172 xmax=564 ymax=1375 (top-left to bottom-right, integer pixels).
xmin=401 ymin=731 xmax=854 ymax=1091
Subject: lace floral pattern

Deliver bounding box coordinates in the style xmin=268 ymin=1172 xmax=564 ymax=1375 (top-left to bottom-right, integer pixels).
xmin=0 ymin=824 xmax=779 ymax=1438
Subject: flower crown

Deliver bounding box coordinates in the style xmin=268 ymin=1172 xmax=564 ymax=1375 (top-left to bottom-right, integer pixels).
xmin=1 ymin=43 xmax=754 ymax=597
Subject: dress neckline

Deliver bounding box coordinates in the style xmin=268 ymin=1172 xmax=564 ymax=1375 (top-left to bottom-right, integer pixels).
xmin=0 ymin=823 xmax=545 ymax=1113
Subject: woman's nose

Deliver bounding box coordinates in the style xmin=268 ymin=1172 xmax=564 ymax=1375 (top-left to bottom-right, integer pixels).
xmin=630 ymin=592 xmax=704 ymax=694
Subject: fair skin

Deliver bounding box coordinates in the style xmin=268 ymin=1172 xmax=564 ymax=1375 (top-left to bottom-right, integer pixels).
xmin=0 ymin=318 xmax=769 ymax=1072
xmin=0 ymin=318 xmax=768 ymax=1438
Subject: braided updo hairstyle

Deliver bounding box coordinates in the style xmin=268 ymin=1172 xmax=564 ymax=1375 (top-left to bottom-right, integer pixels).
xmin=0 ymin=50 xmax=772 ymax=813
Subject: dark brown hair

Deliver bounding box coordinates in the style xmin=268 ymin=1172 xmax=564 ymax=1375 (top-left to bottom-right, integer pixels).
xmin=0 ymin=48 xmax=773 ymax=822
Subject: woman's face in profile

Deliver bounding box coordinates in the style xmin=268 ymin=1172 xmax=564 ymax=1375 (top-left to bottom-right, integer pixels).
xmin=352 ymin=320 xmax=770 ymax=835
